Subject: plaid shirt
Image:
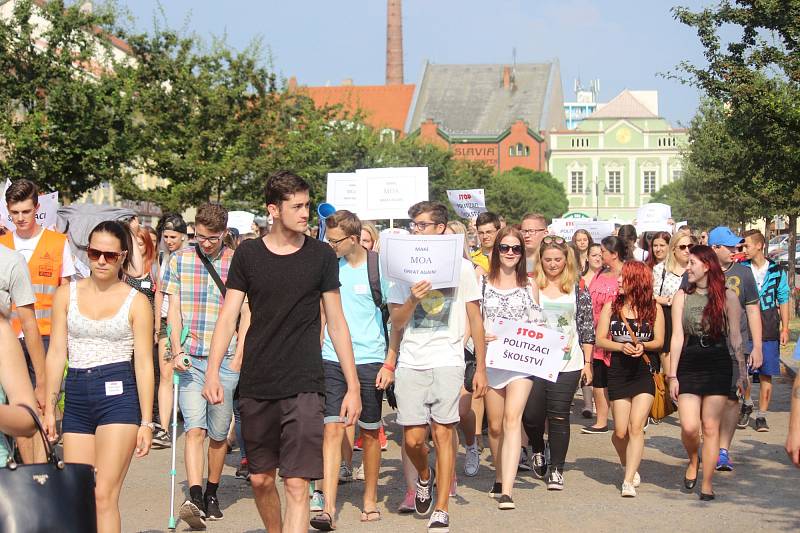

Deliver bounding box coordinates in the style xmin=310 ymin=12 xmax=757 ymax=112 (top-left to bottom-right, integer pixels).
xmin=162 ymin=245 xmax=236 ymax=358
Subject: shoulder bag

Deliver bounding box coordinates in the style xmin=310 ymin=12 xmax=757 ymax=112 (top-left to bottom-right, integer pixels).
xmin=620 ymin=315 xmax=676 ymax=421
xmin=0 ymin=405 xmax=98 ymax=533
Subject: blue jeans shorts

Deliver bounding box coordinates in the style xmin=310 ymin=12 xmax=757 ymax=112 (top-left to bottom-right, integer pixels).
xmin=63 ymin=361 xmax=140 ymax=434
xmin=322 ymin=361 xmax=384 ymax=430
xmin=178 ymin=355 xmax=239 ymax=441
xmin=753 ymin=340 xmax=781 ymax=377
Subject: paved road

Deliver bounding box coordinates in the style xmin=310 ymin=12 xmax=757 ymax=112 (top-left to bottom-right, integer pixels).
xmin=122 ymin=377 xmax=800 ymax=533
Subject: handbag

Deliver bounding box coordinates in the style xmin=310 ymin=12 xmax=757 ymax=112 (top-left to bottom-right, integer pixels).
xmin=620 ymin=316 xmax=676 ymax=421
xmin=0 ymin=404 xmax=98 ymax=533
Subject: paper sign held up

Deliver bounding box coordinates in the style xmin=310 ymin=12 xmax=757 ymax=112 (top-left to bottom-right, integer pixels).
xmin=379 ymin=233 xmax=463 ymax=289
xmin=446 ymin=189 xmax=487 ymax=218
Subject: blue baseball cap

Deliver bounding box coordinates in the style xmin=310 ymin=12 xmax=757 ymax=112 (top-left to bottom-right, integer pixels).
xmin=708 ymin=227 xmax=743 ymax=247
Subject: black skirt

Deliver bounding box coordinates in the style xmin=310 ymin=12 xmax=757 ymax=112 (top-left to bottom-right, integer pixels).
xmin=677 ymin=336 xmax=732 ymax=397
xmin=660 ymin=304 xmax=672 ymax=352
xmin=607 ymin=351 xmax=655 ymax=401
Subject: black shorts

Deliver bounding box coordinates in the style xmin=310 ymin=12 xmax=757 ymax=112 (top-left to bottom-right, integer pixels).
xmin=20 ymin=335 xmax=50 ymax=388
xmin=323 ymin=360 xmax=383 ymax=429
xmin=592 ymin=359 xmax=609 ymax=388
xmin=158 ymin=317 xmax=169 ymax=340
xmin=239 ymin=392 xmax=324 ymax=479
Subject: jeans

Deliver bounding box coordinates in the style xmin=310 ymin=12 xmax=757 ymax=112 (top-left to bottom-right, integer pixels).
xmin=233 ymin=397 xmax=246 ymax=459
xmin=522 ymin=370 xmax=581 ymax=470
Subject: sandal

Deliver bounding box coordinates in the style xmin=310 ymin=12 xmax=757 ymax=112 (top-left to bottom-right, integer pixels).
xmin=310 ymin=511 xmax=336 ymax=531
xmin=360 ymin=509 xmax=382 ymax=522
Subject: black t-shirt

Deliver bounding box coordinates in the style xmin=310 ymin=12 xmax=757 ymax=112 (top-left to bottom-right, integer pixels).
xmin=226 ymin=235 xmax=340 ymax=399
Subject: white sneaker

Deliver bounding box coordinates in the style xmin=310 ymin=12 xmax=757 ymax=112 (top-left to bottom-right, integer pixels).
xmin=338 ymin=462 xmax=353 ymax=483
xmin=464 ymin=443 xmax=480 ymax=477
xmin=621 ymin=481 xmax=636 ymax=497
xmin=352 ymin=463 xmax=365 ymax=481
xmin=633 ymin=471 xmax=641 ymax=488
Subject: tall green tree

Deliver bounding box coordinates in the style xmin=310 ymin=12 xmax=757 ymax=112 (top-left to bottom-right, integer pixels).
xmin=485 ymin=168 xmax=568 ymax=224
xmin=0 ymin=0 xmax=133 ymax=200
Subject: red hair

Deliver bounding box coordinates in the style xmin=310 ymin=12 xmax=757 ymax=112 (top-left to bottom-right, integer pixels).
xmin=612 ymin=261 xmax=657 ymax=326
xmin=136 ymin=227 xmax=156 ymax=275
xmin=685 ymin=245 xmax=726 ymax=339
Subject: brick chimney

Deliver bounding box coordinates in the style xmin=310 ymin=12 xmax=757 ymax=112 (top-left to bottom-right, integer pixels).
xmin=386 ymin=0 xmax=404 ymax=85
xmin=502 ymin=66 xmax=511 ymax=89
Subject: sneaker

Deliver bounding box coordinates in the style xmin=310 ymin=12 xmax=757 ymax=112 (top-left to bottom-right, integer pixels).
xmin=716 ymin=448 xmax=734 ymax=471
xmin=463 ymin=442 xmax=480 ymax=477
xmin=338 ymin=461 xmax=353 ymax=483
xmin=581 ymin=425 xmax=608 ymax=434
xmin=517 ymin=447 xmax=532 ymax=471
xmin=487 ymin=481 xmax=502 ymax=498
xmin=755 ymin=417 xmax=769 ymax=432
xmin=427 ymin=509 xmax=449 ymax=532
xmin=204 ymin=494 xmax=223 ymax=521
xmin=179 ymin=498 xmax=206 ymax=530
xmin=449 ymin=475 xmax=457 ymax=497
xmin=497 ymin=494 xmax=515 ymax=510
xmin=546 ymin=467 xmax=564 ymax=490
xmin=379 ymin=425 xmax=388 ymax=451
xmin=352 ymin=463 xmax=365 ymax=481
xmin=644 ymin=418 xmax=650 ymax=432
xmin=415 ymin=468 xmax=435 ymax=516
xmin=398 ymin=489 xmax=416 ymax=513
xmin=633 ymin=471 xmax=641 ymax=488
xmin=310 ymin=490 xmax=324 ymax=513
xmin=353 ymin=435 xmax=363 ymax=451
xmin=737 ymin=404 xmax=753 ymax=429
xmin=235 ymin=459 xmax=250 ymax=481
xmin=530 ymin=452 xmax=547 ymax=479
xmin=152 ymin=424 xmax=171 ymax=448
xmin=621 ymin=481 xmax=636 ymax=497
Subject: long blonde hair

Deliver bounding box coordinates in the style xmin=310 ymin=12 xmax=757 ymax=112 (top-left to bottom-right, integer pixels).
xmin=446 ymin=220 xmax=471 ymax=259
xmin=535 ymin=240 xmax=578 ymax=293
xmin=665 ymin=233 xmax=692 ymax=273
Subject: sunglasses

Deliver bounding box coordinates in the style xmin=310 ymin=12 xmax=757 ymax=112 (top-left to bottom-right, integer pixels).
xmin=542 ymin=235 xmax=566 ymax=245
xmin=87 ymin=247 xmax=126 ymax=264
xmin=498 ymin=243 xmax=523 ymax=255
xmin=677 ymin=244 xmax=694 ymax=251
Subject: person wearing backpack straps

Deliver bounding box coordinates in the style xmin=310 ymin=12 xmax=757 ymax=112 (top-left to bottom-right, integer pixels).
xmin=308 ymin=210 xmax=391 ymax=529
xmin=162 ymin=203 xmax=249 ymax=528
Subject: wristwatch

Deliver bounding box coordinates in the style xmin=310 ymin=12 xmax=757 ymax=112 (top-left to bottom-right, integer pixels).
xmin=140 ymin=421 xmax=155 ymax=430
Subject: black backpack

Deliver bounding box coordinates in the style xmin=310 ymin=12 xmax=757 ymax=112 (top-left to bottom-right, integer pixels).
xmin=366 ymin=250 xmax=390 ymax=344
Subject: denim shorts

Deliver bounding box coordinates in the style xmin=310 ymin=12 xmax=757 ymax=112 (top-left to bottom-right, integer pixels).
xmin=753 ymin=340 xmax=782 ymax=377
xmin=322 ymin=361 xmax=384 ymax=429
xmin=178 ymin=355 xmax=239 ymax=441
xmin=63 ymin=361 xmax=140 ymax=434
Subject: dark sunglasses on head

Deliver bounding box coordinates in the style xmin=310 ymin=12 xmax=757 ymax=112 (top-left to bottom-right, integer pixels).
xmin=87 ymin=247 xmax=126 ymax=264
xmin=498 ymin=243 xmax=523 ymax=255
xmin=542 ymin=235 xmax=566 ymax=245
xmin=678 ymin=244 xmax=694 ymax=251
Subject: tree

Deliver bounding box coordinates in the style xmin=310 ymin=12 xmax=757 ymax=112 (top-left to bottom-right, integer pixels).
xmin=0 ymin=0 xmax=134 ymax=201
xmin=673 ymin=0 xmax=800 ymax=307
xmin=485 ymin=168 xmax=568 ymax=224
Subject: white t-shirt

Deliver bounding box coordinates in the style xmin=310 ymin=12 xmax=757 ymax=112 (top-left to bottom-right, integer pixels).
xmin=13 ymin=230 xmax=77 ymax=278
xmin=750 ymin=261 xmax=769 ymax=292
xmin=388 ymin=259 xmax=481 ymax=370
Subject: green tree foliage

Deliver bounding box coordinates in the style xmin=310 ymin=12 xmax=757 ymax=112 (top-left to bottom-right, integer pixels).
xmin=0 ymin=0 xmax=133 ymax=200
xmin=485 ymin=168 xmax=568 ymax=224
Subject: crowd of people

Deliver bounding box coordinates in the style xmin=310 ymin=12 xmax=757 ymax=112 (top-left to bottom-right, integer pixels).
xmin=0 ymin=175 xmax=799 ymax=533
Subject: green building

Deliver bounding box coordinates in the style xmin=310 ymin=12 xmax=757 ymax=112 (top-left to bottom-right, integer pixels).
xmin=548 ymin=90 xmax=687 ymax=221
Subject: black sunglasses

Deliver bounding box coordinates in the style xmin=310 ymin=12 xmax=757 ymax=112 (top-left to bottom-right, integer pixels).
xmin=677 ymin=244 xmax=694 ymax=251
xmin=87 ymin=247 xmax=126 ymax=264
xmin=542 ymin=235 xmax=566 ymax=245
xmin=498 ymin=244 xmax=523 ymax=255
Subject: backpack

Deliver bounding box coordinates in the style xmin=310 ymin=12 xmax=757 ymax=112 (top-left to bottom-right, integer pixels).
xmin=366 ymin=250 xmax=390 ymax=344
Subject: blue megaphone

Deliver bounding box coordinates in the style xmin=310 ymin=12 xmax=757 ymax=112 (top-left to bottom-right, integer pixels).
xmin=317 ymin=202 xmax=336 ymax=241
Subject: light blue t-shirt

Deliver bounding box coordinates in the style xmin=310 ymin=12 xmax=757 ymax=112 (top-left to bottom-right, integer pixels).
xmin=322 ymin=257 xmax=388 ymax=365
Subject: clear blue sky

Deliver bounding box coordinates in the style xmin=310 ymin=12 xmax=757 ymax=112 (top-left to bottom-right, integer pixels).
xmin=123 ymin=0 xmax=715 ymax=126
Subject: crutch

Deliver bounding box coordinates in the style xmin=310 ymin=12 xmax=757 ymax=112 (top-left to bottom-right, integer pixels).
xmin=166 ymin=324 xmax=190 ymax=531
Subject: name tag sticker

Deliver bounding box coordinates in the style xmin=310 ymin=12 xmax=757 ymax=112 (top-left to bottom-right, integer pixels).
xmin=140 ymin=281 xmax=151 ymax=289
xmin=105 ymin=381 xmax=123 ymax=396
xmin=354 ymin=284 xmax=369 ymax=295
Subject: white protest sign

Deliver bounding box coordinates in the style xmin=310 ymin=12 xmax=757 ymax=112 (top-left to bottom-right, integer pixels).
xmin=446 ymin=189 xmax=487 ymax=218
xmin=325 ymin=172 xmax=362 ymax=213
xmin=0 ymin=180 xmax=59 ymax=231
xmin=227 ymin=211 xmax=255 ymax=235
xmin=486 ymin=318 xmax=567 ymax=382
xmin=356 ymin=167 xmax=429 ymax=220
xmin=549 ymin=218 xmax=615 ymax=241
xmin=379 ymin=233 xmax=463 ymax=289
xmin=636 ymin=203 xmax=672 ymax=233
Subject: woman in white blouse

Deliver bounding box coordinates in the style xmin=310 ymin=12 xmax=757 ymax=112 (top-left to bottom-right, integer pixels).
xmin=652 ymin=233 xmax=692 ymax=372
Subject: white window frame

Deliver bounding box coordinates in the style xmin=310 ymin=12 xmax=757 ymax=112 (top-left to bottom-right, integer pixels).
xmin=570 ymin=170 xmax=584 ymax=194
xmin=642 ymin=170 xmax=657 ymax=194
xmin=607 ymin=169 xmax=622 ymax=194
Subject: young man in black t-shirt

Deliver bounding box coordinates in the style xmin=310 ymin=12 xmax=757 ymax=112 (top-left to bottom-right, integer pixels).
xmin=203 ymin=171 xmax=361 ymax=532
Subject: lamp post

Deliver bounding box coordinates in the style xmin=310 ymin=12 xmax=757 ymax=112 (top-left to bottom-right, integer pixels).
xmin=586 ymin=180 xmax=609 ymax=220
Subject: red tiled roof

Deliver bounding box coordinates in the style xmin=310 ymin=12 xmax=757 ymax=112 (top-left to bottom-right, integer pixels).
xmin=300 ymin=84 xmax=415 ymax=132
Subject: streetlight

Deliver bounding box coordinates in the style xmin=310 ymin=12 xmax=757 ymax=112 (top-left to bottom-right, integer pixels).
xmin=586 ymin=180 xmax=609 ymax=219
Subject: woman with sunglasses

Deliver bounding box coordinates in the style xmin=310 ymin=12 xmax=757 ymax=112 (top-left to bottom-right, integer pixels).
xmin=44 ymin=221 xmax=154 ymax=533
xmin=482 ymin=227 xmax=543 ymax=508
xmin=652 ymin=232 xmax=691 ymax=374
xmin=583 ymin=236 xmax=626 ymax=434
xmin=668 ymin=245 xmax=744 ymax=501
xmin=522 ymin=235 xmax=594 ymax=490
xmin=595 ymin=261 xmax=664 ymax=497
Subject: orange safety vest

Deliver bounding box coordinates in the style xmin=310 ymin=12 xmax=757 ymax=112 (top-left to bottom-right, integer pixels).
xmin=0 ymin=229 xmax=66 ymax=336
